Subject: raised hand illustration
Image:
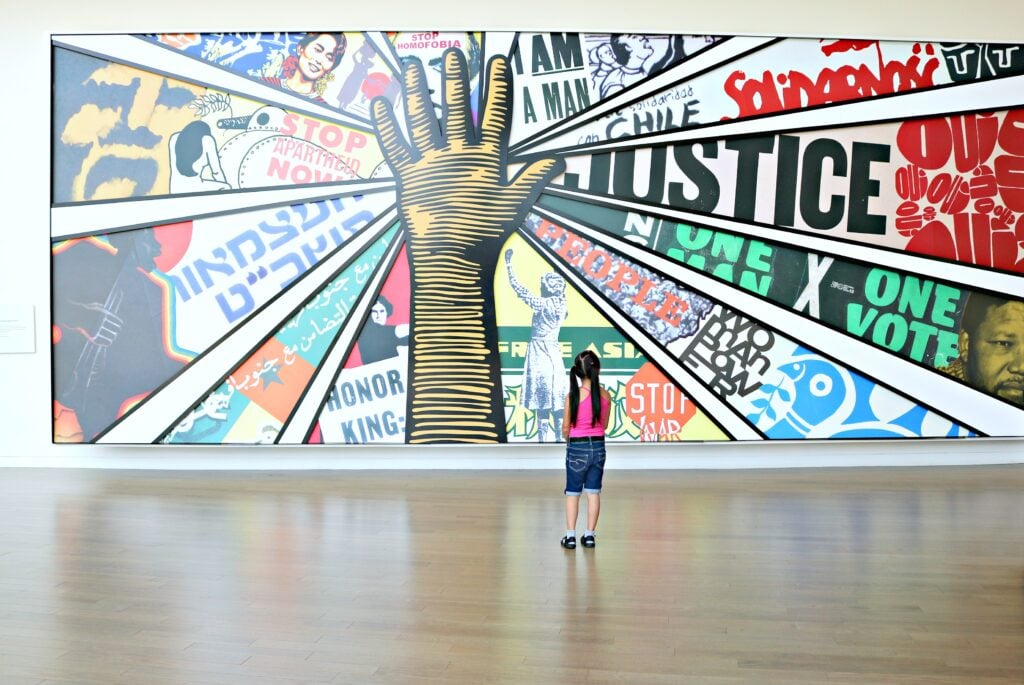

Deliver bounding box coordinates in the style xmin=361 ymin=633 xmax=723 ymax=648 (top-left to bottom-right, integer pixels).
xmin=372 ymin=49 xmax=563 ymax=443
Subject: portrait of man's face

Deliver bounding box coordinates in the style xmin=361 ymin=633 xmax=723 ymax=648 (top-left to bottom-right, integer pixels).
xmin=370 ymin=302 xmax=388 ymax=325
xmin=54 ymin=50 xmax=204 ymax=201
xmin=621 ymin=34 xmax=654 ymax=61
xmin=961 ymin=300 xmax=1024 ymax=406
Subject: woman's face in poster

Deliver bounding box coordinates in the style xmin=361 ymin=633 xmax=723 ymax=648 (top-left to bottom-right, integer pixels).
xmin=297 ymin=34 xmax=341 ymax=83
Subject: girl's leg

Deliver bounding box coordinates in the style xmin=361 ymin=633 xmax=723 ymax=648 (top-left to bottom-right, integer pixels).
xmin=537 ymin=410 xmax=551 ymax=442
xmin=586 ymin=493 xmax=600 ymax=531
xmin=565 ymin=495 xmax=580 ymax=531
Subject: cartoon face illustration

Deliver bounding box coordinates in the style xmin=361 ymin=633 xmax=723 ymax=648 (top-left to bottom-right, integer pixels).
xmin=594 ymin=43 xmax=616 ymax=66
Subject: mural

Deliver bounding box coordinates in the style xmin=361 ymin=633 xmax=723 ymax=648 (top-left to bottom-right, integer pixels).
xmin=51 ymin=31 xmax=1024 ymax=444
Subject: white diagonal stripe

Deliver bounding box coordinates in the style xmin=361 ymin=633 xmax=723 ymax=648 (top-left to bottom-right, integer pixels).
xmin=52 ymin=180 xmax=395 ymax=239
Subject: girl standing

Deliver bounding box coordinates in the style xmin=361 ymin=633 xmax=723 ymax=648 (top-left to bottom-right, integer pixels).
xmin=561 ymin=350 xmax=611 ymax=549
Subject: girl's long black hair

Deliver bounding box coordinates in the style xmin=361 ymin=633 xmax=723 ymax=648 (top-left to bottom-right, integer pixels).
xmin=568 ymin=350 xmax=602 ymax=428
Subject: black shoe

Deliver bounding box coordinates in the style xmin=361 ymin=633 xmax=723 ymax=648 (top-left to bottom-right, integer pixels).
xmin=581 ymin=534 xmax=596 ymax=548
xmin=560 ymin=535 xmax=576 ymax=549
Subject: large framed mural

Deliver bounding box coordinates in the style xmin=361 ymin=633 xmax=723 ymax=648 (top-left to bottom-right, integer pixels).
xmin=51 ymin=32 xmax=1024 ymax=444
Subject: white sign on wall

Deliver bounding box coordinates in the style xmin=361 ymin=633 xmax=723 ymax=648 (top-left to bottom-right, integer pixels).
xmin=0 ymin=305 xmax=34 ymax=354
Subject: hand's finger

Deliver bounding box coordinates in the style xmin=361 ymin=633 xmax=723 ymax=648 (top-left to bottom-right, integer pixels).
xmin=509 ymin=157 xmax=565 ymax=198
xmin=371 ymin=97 xmax=413 ymax=172
xmin=403 ymin=58 xmax=441 ymax=153
xmin=480 ymin=56 xmax=512 ymax=148
xmin=441 ymin=49 xmax=473 ymax=144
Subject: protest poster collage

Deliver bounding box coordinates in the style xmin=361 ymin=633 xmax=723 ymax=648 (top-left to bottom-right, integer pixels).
xmin=50 ymin=31 xmax=1024 ymax=444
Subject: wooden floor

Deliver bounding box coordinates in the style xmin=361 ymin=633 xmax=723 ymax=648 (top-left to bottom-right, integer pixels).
xmin=0 ymin=466 xmax=1022 ymax=684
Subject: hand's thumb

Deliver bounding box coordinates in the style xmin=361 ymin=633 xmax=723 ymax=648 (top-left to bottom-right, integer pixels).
xmin=510 ymin=157 xmax=564 ymax=198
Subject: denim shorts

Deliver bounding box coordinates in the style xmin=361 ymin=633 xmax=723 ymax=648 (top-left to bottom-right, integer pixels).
xmin=565 ymin=438 xmax=606 ymax=495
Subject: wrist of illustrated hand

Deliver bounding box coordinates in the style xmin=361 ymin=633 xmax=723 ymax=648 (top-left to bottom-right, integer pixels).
xmin=404 ymin=219 xmax=518 ymax=244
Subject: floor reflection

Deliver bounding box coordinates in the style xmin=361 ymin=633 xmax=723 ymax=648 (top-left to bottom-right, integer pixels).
xmin=0 ymin=467 xmax=1019 ymax=682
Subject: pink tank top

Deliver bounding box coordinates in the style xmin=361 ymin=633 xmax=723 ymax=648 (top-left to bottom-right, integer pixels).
xmin=570 ymin=387 xmax=610 ymax=437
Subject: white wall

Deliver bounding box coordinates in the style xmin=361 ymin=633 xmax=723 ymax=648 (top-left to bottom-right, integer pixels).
xmin=3 ymin=0 xmax=1022 ymax=468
